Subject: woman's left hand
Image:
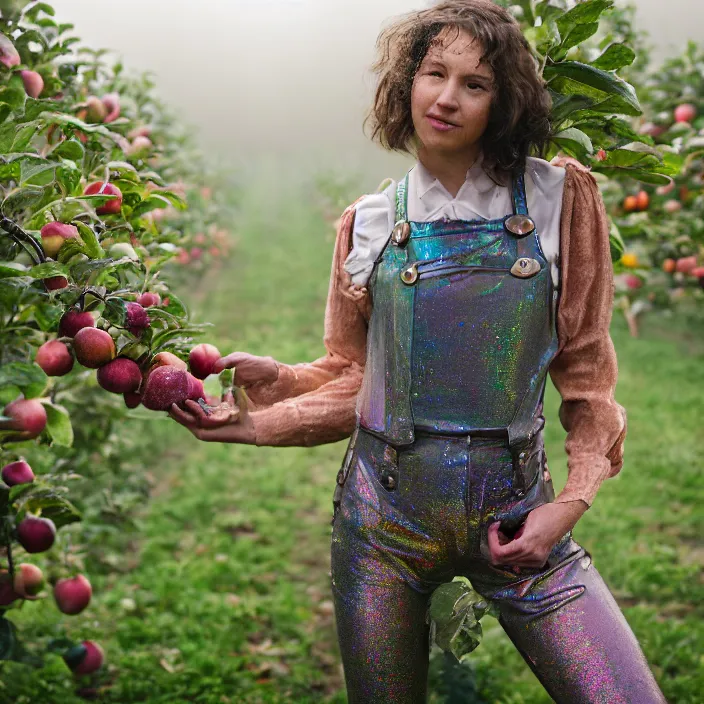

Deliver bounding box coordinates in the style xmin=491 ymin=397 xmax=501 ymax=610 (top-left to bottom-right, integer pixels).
xmin=168 ymin=387 xmax=257 ymax=444
xmin=487 ymin=500 xmax=587 ymax=571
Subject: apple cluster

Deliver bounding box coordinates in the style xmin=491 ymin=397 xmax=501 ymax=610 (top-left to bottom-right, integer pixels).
xmin=0 ymin=458 xmax=101 ymax=676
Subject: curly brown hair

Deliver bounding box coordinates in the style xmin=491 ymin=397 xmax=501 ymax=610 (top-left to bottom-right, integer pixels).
xmin=363 ymin=0 xmax=552 ymax=182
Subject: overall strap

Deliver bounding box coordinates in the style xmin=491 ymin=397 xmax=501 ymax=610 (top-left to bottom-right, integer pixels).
xmin=395 ymin=172 xmax=410 ymax=223
xmin=511 ymin=168 xmax=529 ymax=216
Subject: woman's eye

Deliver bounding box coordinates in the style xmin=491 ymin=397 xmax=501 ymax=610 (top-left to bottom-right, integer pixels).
xmin=467 ymin=83 xmax=484 ymax=90
xmin=428 ymin=71 xmax=442 ymax=77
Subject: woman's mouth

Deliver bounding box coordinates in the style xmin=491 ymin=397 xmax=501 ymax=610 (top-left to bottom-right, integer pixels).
xmin=427 ymin=116 xmax=458 ymax=131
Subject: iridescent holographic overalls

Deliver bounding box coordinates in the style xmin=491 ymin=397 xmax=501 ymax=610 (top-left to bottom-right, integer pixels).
xmin=329 ymin=169 xmax=666 ymax=703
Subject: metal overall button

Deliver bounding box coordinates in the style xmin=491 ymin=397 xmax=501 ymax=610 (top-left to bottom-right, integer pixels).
xmin=511 ymin=438 xmax=543 ymax=498
xmin=378 ymin=444 xmax=399 ymax=491
xmin=510 ymin=258 xmax=541 ymax=278
xmin=391 ymin=220 xmax=410 ymax=247
xmin=504 ymin=214 xmax=535 ymax=237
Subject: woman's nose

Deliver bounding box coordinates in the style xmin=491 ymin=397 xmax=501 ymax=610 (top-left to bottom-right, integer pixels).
xmin=436 ymin=81 xmax=460 ymax=108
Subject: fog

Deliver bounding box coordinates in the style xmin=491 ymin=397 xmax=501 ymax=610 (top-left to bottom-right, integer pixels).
xmin=51 ymin=0 xmax=704 ymax=188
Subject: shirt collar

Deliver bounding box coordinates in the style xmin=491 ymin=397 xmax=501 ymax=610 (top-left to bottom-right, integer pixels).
xmin=414 ymin=152 xmax=495 ymax=201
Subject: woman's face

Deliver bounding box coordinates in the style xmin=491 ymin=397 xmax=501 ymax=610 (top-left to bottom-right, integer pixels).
xmin=410 ymin=27 xmax=494 ymax=160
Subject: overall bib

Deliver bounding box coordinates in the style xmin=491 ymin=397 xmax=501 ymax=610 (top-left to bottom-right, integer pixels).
xmin=329 ymin=169 xmax=667 ymax=703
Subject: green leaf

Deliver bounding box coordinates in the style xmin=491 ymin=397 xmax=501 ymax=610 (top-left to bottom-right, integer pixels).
xmin=131 ymin=195 xmax=175 ymax=218
xmin=558 ymin=22 xmax=599 ymax=53
xmin=0 ymin=75 xmax=27 ymax=112
xmin=2 ymin=186 xmax=46 ymax=214
xmin=544 ymin=61 xmax=641 ymax=116
xmin=594 ymin=167 xmax=672 ymax=186
xmin=42 ymin=401 xmax=73 ymax=447
xmin=12 ymin=120 xmax=41 ymax=152
xmin=0 ymin=263 xmax=29 ymax=278
xmin=161 ymin=292 xmax=187 ymax=317
xmin=50 ymin=138 xmax=84 ymax=162
xmin=515 ymin=0 xmax=534 ymax=24
xmin=73 ymin=221 xmax=105 ymax=259
xmin=427 ymin=578 xmax=496 ymax=662
xmin=0 ymin=362 xmax=47 ymax=398
xmin=535 ymin=2 xmax=564 ymax=23
xmin=552 ymin=127 xmax=594 ymax=160
xmin=102 ymin=296 xmax=127 ymax=326
xmin=149 ymin=189 xmax=188 ymax=211
xmin=21 ymin=489 xmax=81 ymax=529
xmin=556 ymin=0 xmax=613 ymax=34
xmin=591 ymin=43 xmax=636 ymax=71
xmin=0 ymin=619 xmax=18 ymax=660
xmin=28 ymin=261 xmax=70 ymax=279
xmin=151 ymin=326 xmax=204 ymax=351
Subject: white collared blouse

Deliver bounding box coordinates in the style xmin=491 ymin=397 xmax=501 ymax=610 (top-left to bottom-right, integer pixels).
xmin=343 ymin=156 xmax=567 ymax=298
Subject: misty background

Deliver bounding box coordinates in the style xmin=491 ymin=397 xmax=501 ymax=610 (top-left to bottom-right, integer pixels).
xmin=53 ymin=0 xmax=704 ymax=191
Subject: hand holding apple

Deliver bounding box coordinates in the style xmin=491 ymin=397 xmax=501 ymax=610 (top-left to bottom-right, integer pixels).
xmin=168 ymin=387 xmax=256 ymax=444
xmin=212 ymin=351 xmax=279 ymax=387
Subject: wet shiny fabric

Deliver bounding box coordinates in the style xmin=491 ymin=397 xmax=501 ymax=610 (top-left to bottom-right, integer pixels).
xmin=330 ymin=429 xmax=667 ymax=703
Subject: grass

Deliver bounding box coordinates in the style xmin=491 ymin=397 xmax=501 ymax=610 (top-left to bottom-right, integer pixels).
xmin=3 ymin=165 xmax=703 ymax=703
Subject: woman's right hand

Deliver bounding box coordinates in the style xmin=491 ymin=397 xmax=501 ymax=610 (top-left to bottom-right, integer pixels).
xmin=212 ymin=352 xmax=279 ymax=387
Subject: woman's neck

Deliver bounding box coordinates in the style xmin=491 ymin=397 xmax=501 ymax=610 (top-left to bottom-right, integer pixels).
xmin=416 ymin=146 xmax=482 ymax=199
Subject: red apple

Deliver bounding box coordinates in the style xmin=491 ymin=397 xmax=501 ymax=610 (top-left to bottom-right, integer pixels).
xmin=97 ymin=357 xmax=142 ymax=394
xmin=0 ymin=33 xmax=20 ymax=69
xmin=142 ymin=365 xmax=190 ymax=411
xmin=664 ymin=200 xmax=682 ymax=214
xmin=136 ymin=291 xmax=161 ymax=308
xmin=123 ymin=391 xmax=142 ymax=408
xmin=190 ymin=247 xmax=203 ymax=260
xmin=148 ymin=351 xmax=187 ymax=374
xmin=54 ymin=574 xmax=92 ymax=615
xmin=690 ymin=266 xmax=704 ymax=278
xmin=2 ymin=460 xmax=35 ymax=486
xmin=128 ymin=125 xmax=152 ymax=139
xmin=624 ymin=274 xmax=642 ymax=290
xmin=656 ymin=180 xmax=676 ymax=196
xmin=676 ymin=256 xmax=697 ymax=274
xmin=40 ymin=222 xmax=80 ymax=259
xmin=662 ymin=258 xmax=676 ymax=274
xmin=0 ymin=571 xmax=21 ymax=606
xmin=189 ymin=343 xmax=221 ymax=380
xmin=186 ymin=373 xmax=205 ymax=402
xmin=44 ymin=275 xmax=68 ymax=291
xmin=13 ymin=563 xmax=44 ymax=599
xmin=126 ymin=135 xmax=152 ymax=157
xmin=674 ymin=103 xmax=696 ymax=124
xmin=64 ymin=640 xmax=104 ymax=676
xmin=73 ymin=327 xmax=116 ymax=369
xmin=17 ymin=516 xmax=56 ymax=553
xmin=59 ymin=310 xmax=95 ymax=338
xmin=101 ymin=92 xmax=120 ymax=123
xmin=35 ymin=339 xmax=74 ymax=376
xmin=125 ymin=301 xmax=150 ymax=336
xmin=83 ymin=182 xmax=123 ymax=215
xmin=84 ymin=95 xmax=107 ymax=123
xmin=1 ymin=397 xmax=47 ymax=441
xmin=19 ymin=69 xmax=44 ymax=98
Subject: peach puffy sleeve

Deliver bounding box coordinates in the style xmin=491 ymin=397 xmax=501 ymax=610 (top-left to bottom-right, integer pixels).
xmin=549 ymin=165 xmax=628 ymax=508
xmin=246 ymin=198 xmax=370 ymax=447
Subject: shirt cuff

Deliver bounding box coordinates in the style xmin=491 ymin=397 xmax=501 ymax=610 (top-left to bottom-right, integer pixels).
xmin=553 ymin=454 xmax=612 ymax=508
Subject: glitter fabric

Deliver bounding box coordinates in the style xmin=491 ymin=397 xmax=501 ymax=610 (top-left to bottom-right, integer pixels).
xmin=331 ymin=430 xmax=667 ymax=703
xmin=356 ymin=171 xmax=559 ymax=449
xmin=332 ymin=168 xmax=666 ymax=703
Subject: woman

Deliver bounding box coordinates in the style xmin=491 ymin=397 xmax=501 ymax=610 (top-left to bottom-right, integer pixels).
xmin=169 ymin=2 xmax=667 ymax=702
